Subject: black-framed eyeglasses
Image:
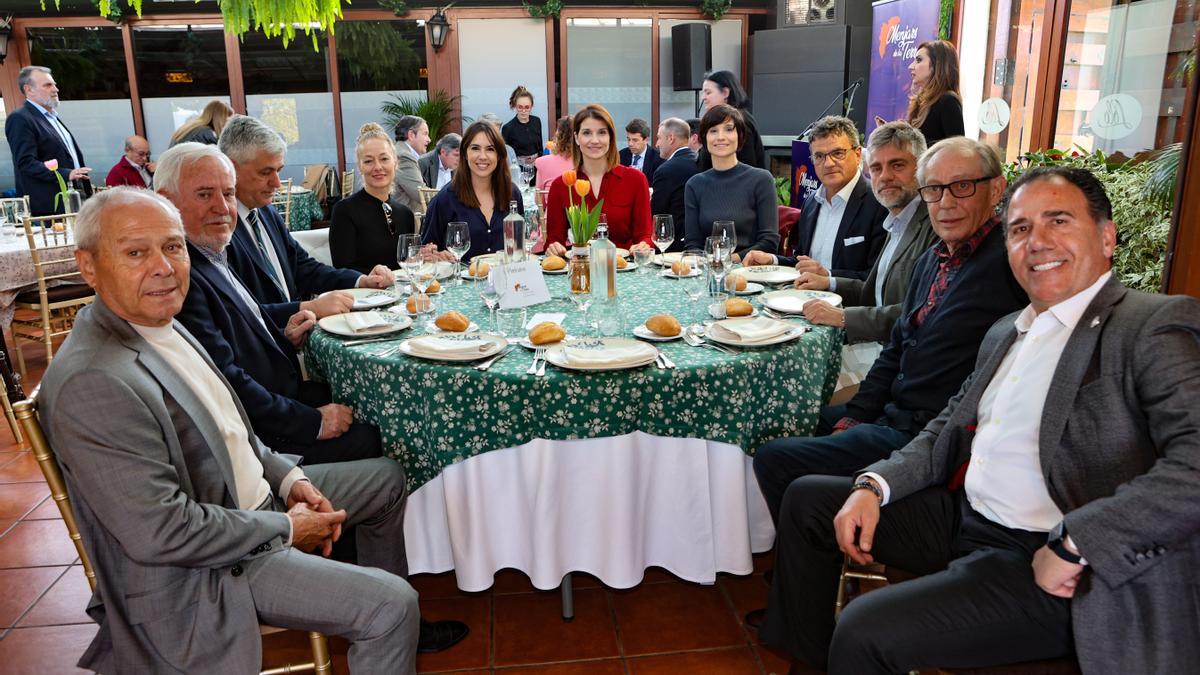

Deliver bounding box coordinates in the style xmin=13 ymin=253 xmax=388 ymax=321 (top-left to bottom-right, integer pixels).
xmin=918 ymin=177 xmax=995 ymax=203
xmin=381 ymin=202 xmax=395 ymax=236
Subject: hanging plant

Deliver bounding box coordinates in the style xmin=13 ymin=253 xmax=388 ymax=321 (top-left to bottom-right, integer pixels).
xmin=700 ymin=0 xmax=732 ymax=21
xmin=379 ymin=0 xmax=411 ymax=18
xmin=89 ymin=0 xmax=124 ymax=23
xmin=938 ymin=0 xmax=954 ymax=40
xmin=523 ymin=0 xmax=563 ymax=19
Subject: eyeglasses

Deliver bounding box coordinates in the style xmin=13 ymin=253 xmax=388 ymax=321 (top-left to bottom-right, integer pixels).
xmin=918 ymin=177 xmax=995 ymax=203
xmin=812 ymin=147 xmax=854 ymax=164
xmin=381 ymin=202 xmax=395 ymax=236
xmin=516 ymin=105 xmax=533 ymax=112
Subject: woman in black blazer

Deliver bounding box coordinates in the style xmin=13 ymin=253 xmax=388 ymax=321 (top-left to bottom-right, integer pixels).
xmin=906 ymin=40 xmax=965 ymax=146
xmin=330 ymin=123 xmax=416 ymax=273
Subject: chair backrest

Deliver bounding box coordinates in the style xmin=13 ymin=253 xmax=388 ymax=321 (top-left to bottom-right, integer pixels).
xmin=777 ymin=205 xmax=802 ymax=255
xmin=341 ymin=170 xmax=355 ymax=198
xmin=23 ymin=213 xmax=84 ymax=292
xmin=0 ymin=196 xmax=31 ymax=226
xmin=302 ymin=164 xmax=332 ymax=204
xmin=272 ymin=178 xmax=294 ymax=228
xmin=291 ymin=227 xmax=332 ymax=266
xmin=14 ymin=398 xmax=98 ymax=592
xmin=417 ymin=186 xmax=439 ymax=213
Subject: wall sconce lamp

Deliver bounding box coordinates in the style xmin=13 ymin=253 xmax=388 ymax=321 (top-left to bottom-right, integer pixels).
xmin=427 ymin=6 xmax=450 ymax=51
xmin=0 ymin=16 xmax=13 ymax=65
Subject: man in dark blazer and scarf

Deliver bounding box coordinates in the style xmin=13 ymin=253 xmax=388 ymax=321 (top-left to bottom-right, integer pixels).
xmin=761 ymin=165 xmax=1200 ymax=674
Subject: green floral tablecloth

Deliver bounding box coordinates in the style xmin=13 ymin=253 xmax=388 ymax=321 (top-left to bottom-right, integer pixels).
xmin=286 ymin=188 xmax=323 ymax=231
xmin=306 ymin=267 xmax=842 ymax=490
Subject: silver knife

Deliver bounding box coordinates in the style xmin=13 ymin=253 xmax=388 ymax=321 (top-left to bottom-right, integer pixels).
xmin=475 ymin=346 xmax=514 ymax=371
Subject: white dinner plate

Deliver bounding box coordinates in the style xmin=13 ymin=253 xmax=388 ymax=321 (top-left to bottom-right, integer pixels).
xmin=760 ymin=289 xmax=844 ymax=314
xmin=661 ymin=269 xmax=702 ymax=279
xmin=730 ymin=282 xmax=765 ymax=296
xmin=346 ymin=288 xmax=401 ymax=310
xmin=737 ymin=265 xmax=802 ymax=284
xmin=425 ymin=321 xmax=480 ymax=334
xmin=518 ymin=334 xmax=573 ymax=349
xmin=616 ymin=261 xmax=638 ymax=273
xmin=652 ymin=252 xmax=683 ymax=266
xmin=319 ymin=311 xmax=411 ymax=338
xmin=705 ymin=318 xmax=806 ymax=348
xmin=394 ymin=261 xmax=457 ymax=281
xmin=541 ymin=266 xmax=569 ymax=275
xmin=399 ymin=284 xmax=445 ymax=296
xmin=398 ymin=333 xmax=506 ymax=362
xmin=710 ymin=302 xmax=759 ymax=319
xmin=544 ymin=337 xmax=659 ymax=371
xmin=632 ymin=325 xmax=683 ymax=342
xmin=460 ymin=269 xmax=493 ymax=280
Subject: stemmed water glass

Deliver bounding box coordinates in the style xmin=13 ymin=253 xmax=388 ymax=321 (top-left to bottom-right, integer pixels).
xmin=475 ymin=262 xmax=505 ymax=332
xmin=681 ymin=248 xmax=707 ymax=335
xmin=712 ymin=220 xmax=736 ymax=248
xmin=406 ymin=244 xmax=436 ymax=330
xmin=445 ymin=222 xmax=470 ymax=286
xmin=523 ymin=213 xmax=541 ymax=258
xmin=652 ymin=215 xmax=674 ymax=274
xmin=395 ymin=233 xmax=419 ymax=298
xmin=518 ymin=160 xmax=535 ymax=190
xmin=706 ymin=235 xmax=732 ymax=296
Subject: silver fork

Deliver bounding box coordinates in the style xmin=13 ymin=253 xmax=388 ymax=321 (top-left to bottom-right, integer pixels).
xmin=658 ymin=350 xmax=676 ymax=369
xmin=536 ymin=348 xmax=549 ymax=377
xmin=475 ymin=346 xmax=513 ymax=371
xmin=527 ymin=347 xmax=545 ymax=375
xmin=683 ymin=331 xmax=735 ymax=354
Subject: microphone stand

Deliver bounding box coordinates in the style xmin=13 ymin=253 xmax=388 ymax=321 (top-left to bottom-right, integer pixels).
xmin=797 ymin=77 xmax=865 ymax=141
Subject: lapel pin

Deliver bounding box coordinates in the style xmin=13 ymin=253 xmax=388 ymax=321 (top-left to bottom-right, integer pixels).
xmin=1090 ymin=316 xmax=1100 ymax=328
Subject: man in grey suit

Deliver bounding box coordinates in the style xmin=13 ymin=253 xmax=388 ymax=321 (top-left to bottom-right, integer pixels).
xmin=760 ymin=166 xmax=1200 ymax=674
xmin=37 ymin=187 xmax=421 ymax=674
xmin=419 ymin=133 xmax=460 ymax=189
xmin=393 ymin=114 xmax=430 ymax=212
xmin=796 ymin=121 xmax=938 ymax=345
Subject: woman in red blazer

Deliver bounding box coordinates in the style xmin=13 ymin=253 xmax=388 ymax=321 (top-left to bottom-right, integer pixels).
xmin=545 ymin=104 xmax=653 ymax=254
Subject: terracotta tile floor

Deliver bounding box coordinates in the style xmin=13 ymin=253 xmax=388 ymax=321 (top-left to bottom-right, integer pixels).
xmin=0 ymin=340 xmax=796 ymax=674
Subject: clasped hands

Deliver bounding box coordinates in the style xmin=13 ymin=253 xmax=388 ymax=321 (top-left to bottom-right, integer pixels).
xmin=286 ymin=480 xmax=346 ymax=557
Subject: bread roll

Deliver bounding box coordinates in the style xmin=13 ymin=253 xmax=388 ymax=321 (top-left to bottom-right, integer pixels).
xmin=469 ymin=260 xmax=491 ymax=277
xmin=541 ymin=255 xmax=567 ymax=271
xmin=725 ymin=274 xmax=747 ymax=292
xmin=435 ymin=310 xmax=470 ymax=332
xmin=425 ymin=279 xmax=441 ymax=293
xmin=528 ymin=322 xmax=566 ymax=345
xmin=725 ymin=298 xmax=754 ymax=317
xmin=406 ymin=293 xmax=431 ymax=314
xmin=671 ymin=260 xmax=692 ymax=276
xmin=645 ymin=314 xmax=681 ymax=337
xmin=616 ymin=256 xmax=628 ymax=269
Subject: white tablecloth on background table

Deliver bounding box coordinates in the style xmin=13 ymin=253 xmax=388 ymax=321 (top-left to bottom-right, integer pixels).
xmin=0 ymin=233 xmax=80 ymax=331
xmin=403 ymin=431 xmax=775 ymax=592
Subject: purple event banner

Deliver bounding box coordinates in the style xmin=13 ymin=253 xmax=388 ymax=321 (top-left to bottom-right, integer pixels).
xmin=865 ymin=0 xmax=941 ymax=138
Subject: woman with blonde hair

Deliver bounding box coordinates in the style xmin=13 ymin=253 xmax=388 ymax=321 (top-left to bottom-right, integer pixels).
xmin=330 ymin=122 xmax=416 ymax=273
xmin=534 ymin=116 xmax=574 ymax=190
xmin=545 ymin=104 xmax=653 ymax=254
xmin=169 ymin=99 xmax=235 ymax=146
xmin=906 ymin=40 xmax=964 ymax=146
xmin=501 ymin=85 xmax=544 ymax=161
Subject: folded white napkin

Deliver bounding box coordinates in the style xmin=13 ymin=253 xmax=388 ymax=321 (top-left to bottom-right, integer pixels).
xmin=526 ymin=312 xmax=567 ymax=330
xmin=563 ymin=343 xmax=651 ymax=367
xmin=343 ymin=312 xmax=389 ymax=333
xmin=710 ymin=317 xmax=792 ymax=343
xmin=409 ymin=336 xmax=493 ymax=355
xmin=353 ymin=291 xmax=396 ymax=308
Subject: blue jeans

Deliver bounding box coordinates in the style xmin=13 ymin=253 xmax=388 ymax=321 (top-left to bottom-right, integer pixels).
xmin=753 ymin=405 xmax=915 ymax=523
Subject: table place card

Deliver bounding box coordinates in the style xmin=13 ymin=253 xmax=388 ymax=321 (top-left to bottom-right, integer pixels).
xmin=525 ymin=312 xmax=567 ymax=330
xmin=497 ymin=260 xmax=551 ymax=309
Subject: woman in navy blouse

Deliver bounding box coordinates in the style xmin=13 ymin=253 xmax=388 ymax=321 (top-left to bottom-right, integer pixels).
xmin=421 ymin=120 xmax=524 ymax=262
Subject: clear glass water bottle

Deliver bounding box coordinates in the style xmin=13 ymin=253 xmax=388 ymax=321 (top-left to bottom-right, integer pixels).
xmin=502 ymin=200 xmax=525 ymax=263
xmin=589 ymin=216 xmax=622 ymax=335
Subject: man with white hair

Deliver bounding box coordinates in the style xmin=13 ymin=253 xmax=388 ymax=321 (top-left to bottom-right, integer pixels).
xmin=217 ymin=115 xmax=394 ymax=312
xmin=37 ymin=186 xmax=420 ymax=673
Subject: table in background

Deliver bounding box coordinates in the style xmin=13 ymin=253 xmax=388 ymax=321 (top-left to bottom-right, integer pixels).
xmin=306 ymin=268 xmax=841 ymax=590
xmin=0 ymin=232 xmax=78 ymax=331
xmin=285 ymin=186 xmax=323 ymax=232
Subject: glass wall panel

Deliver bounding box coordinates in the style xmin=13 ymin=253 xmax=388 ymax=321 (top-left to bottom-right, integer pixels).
xmin=458 ymin=18 xmax=550 ymax=150
xmin=241 ymin=30 xmax=335 ymax=182
xmin=1 ymin=26 xmax=132 ymax=193
xmin=1053 ymin=0 xmax=1196 ymax=155
xmin=566 ymin=18 xmax=653 ymax=137
xmin=336 ymin=20 xmax=427 ymax=177
xmin=132 ymin=24 xmax=230 ymax=154
xmin=657 ymin=19 xmax=743 ymax=124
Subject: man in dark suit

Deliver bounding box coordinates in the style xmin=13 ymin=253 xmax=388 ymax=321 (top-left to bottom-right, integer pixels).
xmin=649 ymin=117 xmax=699 ymax=252
xmin=761 ymin=165 xmax=1200 ymax=675
xmin=215 ymin=116 xmax=393 ymax=316
xmin=796 ymin=121 xmax=938 ymax=345
xmin=418 ymin=133 xmax=460 ymax=189
xmin=4 ymin=65 xmax=93 ymax=215
xmin=105 ymin=135 xmax=155 ymax=188
xmin=619 ymin=118 xmax=662 ymax=183
xmin=744 ymin=116 xmax=886 ymax=280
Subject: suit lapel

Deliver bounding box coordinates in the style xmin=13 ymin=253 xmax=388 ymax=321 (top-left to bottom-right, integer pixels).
xmin=796 ymin=194 xmax=820 ymax=255
xmin=234 ymin=215 xmax=289 ymax=299
xmin=893 ymin=202 xmax=930 ymax=254
xmin=188 ymin=244 xmax=289 ymax=358
xmin=1038 ymin=277 xmax=1127 ymax=463
xmin=830 ymin=177 xmax=869 ymax=260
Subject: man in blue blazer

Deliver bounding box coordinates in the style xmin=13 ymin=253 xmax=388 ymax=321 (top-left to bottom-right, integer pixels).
xmin=649 ymin=117 xmax=699 ymax=252
xmin=4 ymin=66 xmax=93 ymax=216
xmin=215 ymin=116 xmax=394 ymax=313
xmin=744 ymin=116 xmax=887 ymax=280
xmin=619 ymin=118 xmax=663 ymax=183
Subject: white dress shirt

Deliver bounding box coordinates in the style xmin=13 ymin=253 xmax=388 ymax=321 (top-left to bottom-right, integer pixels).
xmin=631 ymin=151 xmax=645 ymax=171
xmin=808 ymin=171 xmax=860 ymax=272
xmin=29 ymin=99 xmax=82 ymax=170
xmin=436 ymin=156 xmax=453 ymax=189
xmin=872 ymin=196 xmax=921 ymax=307
xmin=131 ymin=323 xmax=306 ymax=511
xmin=123 ymin=155 xmax=153 ymax=187
xmin=237 ymin=201 xmax=291 ymax=300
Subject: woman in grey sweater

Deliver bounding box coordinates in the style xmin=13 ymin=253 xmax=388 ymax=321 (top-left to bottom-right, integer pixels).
xmin=683 ymin=104 xmax=779 ymax=256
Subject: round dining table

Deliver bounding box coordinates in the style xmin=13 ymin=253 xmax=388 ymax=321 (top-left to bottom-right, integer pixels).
xmin=306 ymin=262 xmax=842 ymax=592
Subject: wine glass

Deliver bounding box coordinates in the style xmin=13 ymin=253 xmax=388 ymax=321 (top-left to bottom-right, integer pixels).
xmin=523 ymin=213 xmax=541 ymax=258
xmin=652 ymin=215 xmax=674 ymax=275
xmin=681 ymin=248 xmax=707 ymax=335
xmin=712 ymin=220 xmax=736 ymax=247
xmin=445 ymin=222 xmax=470 ymax=286
xmin=519 ymin=161 xmax=535 ymax=189
xmin=475 ymin=262 xmax=505 ymax=332
xmin=706 ymin=235 xmax=731 ymax=297
xmin=407 ymin=244 xmax=436 ymax=330
xmin=395 ymin=233 xmax=419 ymax=298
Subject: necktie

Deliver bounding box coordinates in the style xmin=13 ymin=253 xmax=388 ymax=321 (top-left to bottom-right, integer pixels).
xmin=634 ymin=154 xmax=642 ymax=170
xmin=246 ymin=209 xmax=286 ymax=295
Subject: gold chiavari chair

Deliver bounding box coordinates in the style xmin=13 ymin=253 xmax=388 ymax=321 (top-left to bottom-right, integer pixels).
xmin=0 ymin=344 xmax=25 ymax=444
xmin=341 ymin=170 xmax=355 ymax=198
xmin=417 ymin=186 xmax=439 ymax=214
xmin=10 ymin=213 xmax=95 ymax=378
xmin=13 ymin=398 xmax=335 ymax=675
xmin=272 ymin=178 xmax=295 ymax=229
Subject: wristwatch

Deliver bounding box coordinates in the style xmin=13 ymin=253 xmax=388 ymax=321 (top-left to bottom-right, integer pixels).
xmin=851 ymin=478 xmax=883 ymax=506
xmin=1047 ymin=521 xmax=1083 ymax=564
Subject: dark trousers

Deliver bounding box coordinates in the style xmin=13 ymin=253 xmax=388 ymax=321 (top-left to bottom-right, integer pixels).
xmin=753 ymin=405 xmax=915 ymax=522
xmin=267 ymin=381 xmax=383 ymax=465
xmin=759 ymin=476 xmax=1073 ymax=674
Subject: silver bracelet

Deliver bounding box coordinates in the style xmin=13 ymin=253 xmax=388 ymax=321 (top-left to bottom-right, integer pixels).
xmin=851 ymin=479 xmax=883 ymax=506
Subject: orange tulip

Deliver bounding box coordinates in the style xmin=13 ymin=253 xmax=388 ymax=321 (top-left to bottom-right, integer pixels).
xmin=574 ymin=179 xmax=590 ymax=198
xmin=562 ymin=169 xmax=577 ymax=187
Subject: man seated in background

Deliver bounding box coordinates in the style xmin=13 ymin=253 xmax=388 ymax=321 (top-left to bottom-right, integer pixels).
xmin=420 ymin=132 xmax=460 ymax=189
xmin=217 ymin=115 xmax=393 ymax=314
xmin=686 ymin=118 xmax=702 ymax=154
xmin=39 ymin=187 xmax=421 ymax=673
xmin=393 ymin=114 xmax=431 ymax=211
xmin=744 ymin=116 xmax=887 ymax=280
xmin=761 ymin=166 xmax=1200 ymax=675
xmin=620 ymin=117 xmax=662 ymax=182
xmin=105 ymin=135 xmax=155 ymax=188
xmin=650 ymin=117 xmax=699 ymax=252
